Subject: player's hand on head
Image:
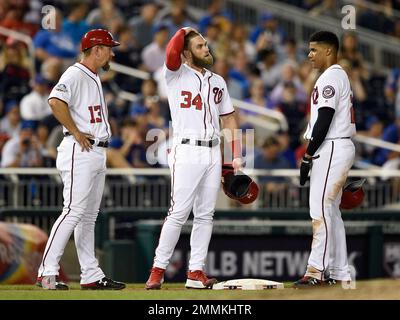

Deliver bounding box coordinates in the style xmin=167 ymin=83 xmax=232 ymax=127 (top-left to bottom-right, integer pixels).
xmin=182 ymin=27 xmax=197 ymax=35
xmin=73 ymin=131 xmax=93 ymax=152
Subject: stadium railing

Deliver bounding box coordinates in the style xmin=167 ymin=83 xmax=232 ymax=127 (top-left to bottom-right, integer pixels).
xmin=0 ymin=168 xmax=399 ymax=212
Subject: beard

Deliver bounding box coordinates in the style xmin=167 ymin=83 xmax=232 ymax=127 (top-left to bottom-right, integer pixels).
xmin=102 ymin=61 xmax=110 ymax=71
xmin=192 ymin=52 xmax=214 ymax=69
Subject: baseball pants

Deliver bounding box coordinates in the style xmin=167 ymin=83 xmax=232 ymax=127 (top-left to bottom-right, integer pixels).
xmin=306 ymin=139 xmax=355 ymax=281
xmin=153 ymin=142 xmax=221 ymax=271
xmin=38 ymin=137 xmax=106 ymax=284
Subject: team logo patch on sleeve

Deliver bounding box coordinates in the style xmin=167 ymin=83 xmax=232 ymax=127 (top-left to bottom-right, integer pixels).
xmin=55 ymin=84 xmax=68 ymax=93
xmin=322 ymin=85 xmax=335 ymax=98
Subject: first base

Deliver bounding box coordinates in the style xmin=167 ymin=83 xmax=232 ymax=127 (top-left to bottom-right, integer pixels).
xmin=212 ymin=278 xmax=284 ymax=290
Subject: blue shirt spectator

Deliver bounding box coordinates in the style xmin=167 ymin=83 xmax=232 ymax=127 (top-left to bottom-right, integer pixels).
xmin=33 ymin=29 xmax=77 ymax=59
xmin=62 ymin=2 xmax=91 ymax=46
xmin=254 ymin=136 xmax=292 ymax=183
xmin=373 ymin=120 xmax=400 ymax=166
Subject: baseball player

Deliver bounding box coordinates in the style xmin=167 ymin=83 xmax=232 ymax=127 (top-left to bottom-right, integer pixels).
xmin=36 ymin=29 xmax=125 ymax=290
xmin=294 ymin=31 xmax=356 ymax=287
xmin=145 ymin=27 xmax=242 ymax=290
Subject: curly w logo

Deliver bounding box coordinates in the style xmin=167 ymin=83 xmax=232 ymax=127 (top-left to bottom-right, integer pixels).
xmin=213 ymin=87 xmax=224 ymax=104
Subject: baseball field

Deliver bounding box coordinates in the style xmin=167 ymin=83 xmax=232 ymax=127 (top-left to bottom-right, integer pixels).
xmin=0 ymin=279 xmax=398 ymax=300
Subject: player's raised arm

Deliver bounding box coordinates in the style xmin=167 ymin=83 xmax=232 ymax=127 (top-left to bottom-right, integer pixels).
xmin=166 ymin=27 xmax=198 ymax=71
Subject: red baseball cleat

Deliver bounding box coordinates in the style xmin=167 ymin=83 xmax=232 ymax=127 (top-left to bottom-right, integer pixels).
xmin=185 ymin=270 xmax=217 ymax=289
xmin=145 ymin=267 xmax=165 ymax=290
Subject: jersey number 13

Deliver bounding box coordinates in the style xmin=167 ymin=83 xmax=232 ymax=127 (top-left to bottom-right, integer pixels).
xmin=88 ymin=105 xmax=102 ymax=123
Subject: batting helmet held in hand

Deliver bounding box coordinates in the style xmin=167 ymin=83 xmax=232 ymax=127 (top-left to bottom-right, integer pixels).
xmin=81 ymin=29 xmax=120 ymax=51
xmin=340 ymin=179 xmax=366 ymax=210
xmin=222 ymin=165 xmax=259 ymax=204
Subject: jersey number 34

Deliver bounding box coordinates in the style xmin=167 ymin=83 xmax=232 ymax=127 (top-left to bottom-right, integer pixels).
xmin=180 ymin=91 xmax=202 ymax=110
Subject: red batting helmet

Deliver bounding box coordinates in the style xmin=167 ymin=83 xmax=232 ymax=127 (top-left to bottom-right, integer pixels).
xmin=340 ymin=179 xmax=366 ymax=210
xmin=81 ymin=29 xmax=120 ymax=51
xmin=222 ymin=165 xmax=259 ymax=204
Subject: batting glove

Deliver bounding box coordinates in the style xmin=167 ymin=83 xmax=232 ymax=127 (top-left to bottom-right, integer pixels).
xmin=299 ymin=155 xmax=320 ymax=186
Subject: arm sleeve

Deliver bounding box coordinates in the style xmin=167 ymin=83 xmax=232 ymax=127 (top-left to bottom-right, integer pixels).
xmin=165 ymin=29 xmax=185 ymax=71
xmin=306 ymin=107 xmax=335 ymax=156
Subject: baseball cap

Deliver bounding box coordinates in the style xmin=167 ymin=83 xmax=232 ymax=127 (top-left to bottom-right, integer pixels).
xmin=21 ymin=120 xmax=38 ymax=130
xmin=35 ymin=74 xmax=51 ymax=86
xmin=153 ymin=23 xmax=169 ymax=34
xmin=130 ymin=104 xmax=149 ymax=117
xmin=5 ymin=100 xmax=18 ymax=113
xmin=365 ymin=115 xmax=380 ymax=130
xmin=261 ymin=12 xmax=274 ymax=22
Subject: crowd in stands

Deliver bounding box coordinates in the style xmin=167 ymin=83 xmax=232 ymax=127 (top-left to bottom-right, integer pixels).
xmin=0 ymin=0 xmax=399 ymax=181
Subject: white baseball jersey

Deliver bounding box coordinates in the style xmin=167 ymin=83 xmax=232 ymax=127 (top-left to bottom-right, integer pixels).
xmin=304 ymin=64 xmax=356 ymax=140
xmin=48 ymin=62 xmax=111 ymax=141
xmin=164 ymin=63 xmax=234 ymax=140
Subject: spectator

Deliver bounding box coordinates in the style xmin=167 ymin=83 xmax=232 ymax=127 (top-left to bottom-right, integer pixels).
xmin=297 ymin=58 xmax=318 ymax=96
xmin=1 ymin=120 xmax=43 ymax=168
xmin=274 ymin=80 xmax=307 ymax=150
xmin=40 ymin=57 xmax=63 ymax=85
xmin=357 ymin=3 xmax=394 ymax=34
xmin=0 ymin=100 xmax=21 ymax=139
xmin=20 ymin=74 xmax=52 ymax=122
xmin=280 ymin=38 xmax=306 ymax=64
xmin=309 ymin=0 xmax=341 ymax=19
xmin=254 ymin=136 xmax=292 ymax=202
xmin=373 ymin=117 xmax=400 ymax=166
xmin=33 ymin=9 xmax=77 ymax=69
xmin=141 ymin=24 xmax=169 ymax=72
xmin=63 ymin=1 xmax=91 ymax=46
xmin=230 ymin=24 xmax=257 ymax=63
xmin=250 ymin=12 xmax=287 ymax=52
xmin=276 ymin=130 xmax=296 ymax=169
xmin=228 ymin=49 xmax=251 ymax=98
xmin=157 ymin=0 xmax=198 ymax=29
xmin=356 ymin=115 xmax=384 ymax=164
xmin=109 ymin=25 xmax=143 ymax=94
xmin=198 ymin=0 xmax=232 ymax=34
xmin=162 ymin=1 xmax=197 ymax=36
xmin=0 ymin=2 xmax=38 ymax=39
xmin=212 ymin=59 xmax=245 ymax=100
xmin=86 ymin=0 xmax=125 ymax=34
xmin=384 ymin=67 xmax=400 ymax=120
xmin=270 ymin=62 xmax=307 ymax=105
xmin=129 ymin=2 xmax=159 ymax=49
xmin=107 ymin=119 xmax=144 ymax=168
xmin=257 ymin=48 xmax=283 ymax=93
xmin=0 ymin=38 xmax=31 ymax=107
xmin=145 ymin=95 xmax=168 ymax=130
xmin=243 ymin=77 xmax=270 ymax=116
xmin=338 ymin=32 xmax=369 ymax=80
xmin=339 ymin=59 xmax=368 ymax=128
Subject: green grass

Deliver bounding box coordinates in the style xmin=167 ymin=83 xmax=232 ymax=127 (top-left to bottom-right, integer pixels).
xmin=0 ymin=279 xmax=399 ymax=300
